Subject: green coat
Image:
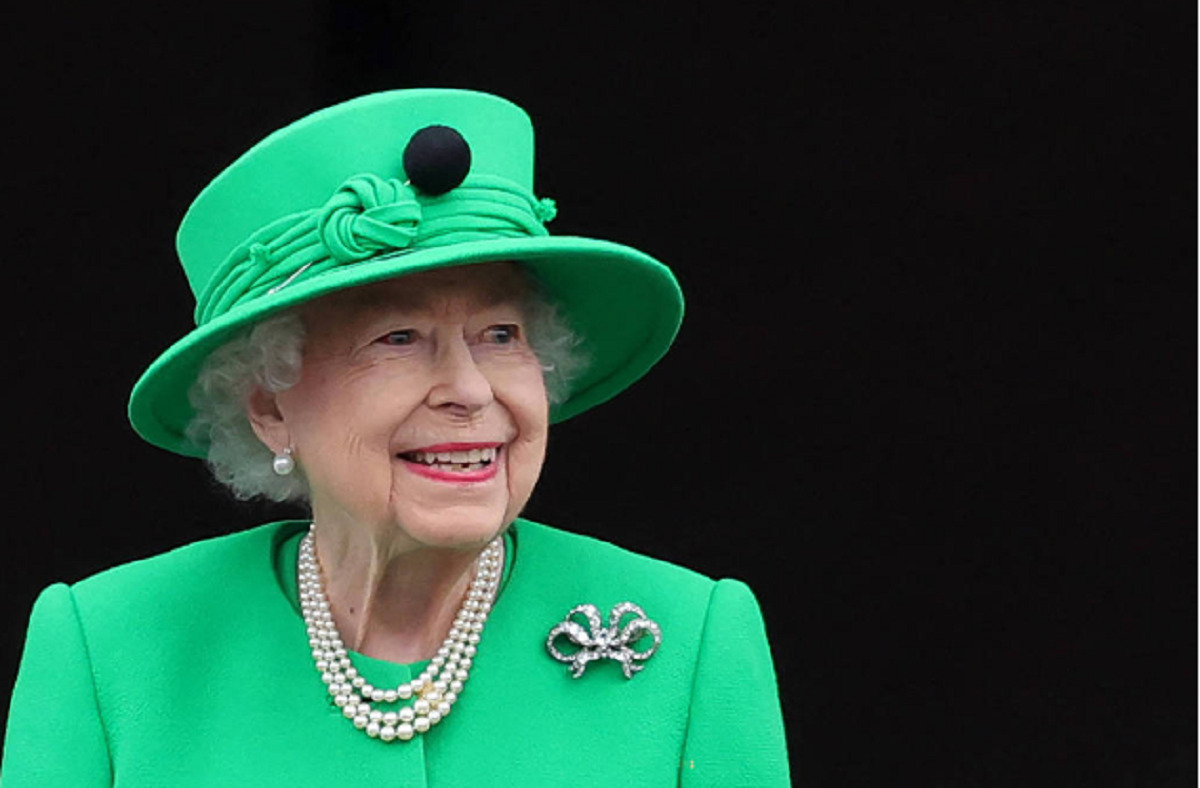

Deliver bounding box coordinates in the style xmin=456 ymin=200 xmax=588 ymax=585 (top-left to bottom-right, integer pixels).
xmin=3 ymin=520 xmax=790 ymax=786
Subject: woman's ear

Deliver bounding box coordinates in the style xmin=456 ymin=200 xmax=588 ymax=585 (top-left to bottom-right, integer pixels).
xmin=245 ymin=385 xmax=289 ymax=453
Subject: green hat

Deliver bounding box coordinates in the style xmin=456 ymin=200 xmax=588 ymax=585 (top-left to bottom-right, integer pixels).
xmin=128 ymin=88 xmax=684 ymax=458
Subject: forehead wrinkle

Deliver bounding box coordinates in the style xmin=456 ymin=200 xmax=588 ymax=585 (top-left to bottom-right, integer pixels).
xmin=314 ymin=264 xmax=531 ymax=323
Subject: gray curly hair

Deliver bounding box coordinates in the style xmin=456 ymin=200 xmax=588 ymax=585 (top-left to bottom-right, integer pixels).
xmin=185 ymin=277 xmax=587 ymax=503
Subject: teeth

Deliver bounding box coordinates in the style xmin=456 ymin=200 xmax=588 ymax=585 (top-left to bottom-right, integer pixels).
xmin=405 ymin=447 xmax=498 ymax=466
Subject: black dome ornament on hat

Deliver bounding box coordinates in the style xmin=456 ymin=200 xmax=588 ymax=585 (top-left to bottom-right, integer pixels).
xmin=403 ymin=125 xmax=472 ymax=195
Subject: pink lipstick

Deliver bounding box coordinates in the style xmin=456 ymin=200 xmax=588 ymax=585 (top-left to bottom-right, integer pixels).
xmin=397 ymin=443 xmax=503 ymax=483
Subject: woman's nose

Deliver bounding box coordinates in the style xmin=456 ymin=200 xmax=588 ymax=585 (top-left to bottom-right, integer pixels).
xmin=426 ymin=334 xmax=494 ymax=414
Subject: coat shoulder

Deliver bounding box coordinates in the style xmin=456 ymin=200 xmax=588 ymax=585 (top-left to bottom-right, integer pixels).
xmin=511 ymin=519 xmax=720 ymax=626
xmin=516 ymin=519 xmax=715 ymax=584
xmin=67 ymin=522 xmax=300 ymax=622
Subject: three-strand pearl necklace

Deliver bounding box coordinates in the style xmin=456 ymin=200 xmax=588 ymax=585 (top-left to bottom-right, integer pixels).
xmin=298 ymin=526 xmax=503 ymax=742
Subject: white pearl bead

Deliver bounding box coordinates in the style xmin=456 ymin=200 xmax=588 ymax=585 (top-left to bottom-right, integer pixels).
xmin=298 ymin=531 xmax=502 ymax=744
xmin=273 ymin=452 xmax=295 ymax=475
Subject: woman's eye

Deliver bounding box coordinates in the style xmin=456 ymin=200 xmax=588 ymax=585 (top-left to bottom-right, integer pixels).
xmin=378 ymin=329 xmax=416 ymax=346
xmin=484 ymin=324 xmax=520 ymax=344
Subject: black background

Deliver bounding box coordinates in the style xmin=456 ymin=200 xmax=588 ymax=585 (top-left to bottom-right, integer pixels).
xmin=2 ymin=2 xmax=1194 ymax=785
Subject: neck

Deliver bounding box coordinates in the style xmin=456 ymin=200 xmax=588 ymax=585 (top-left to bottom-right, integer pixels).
xmin=311 ymin=522 xmax=498 ymax=664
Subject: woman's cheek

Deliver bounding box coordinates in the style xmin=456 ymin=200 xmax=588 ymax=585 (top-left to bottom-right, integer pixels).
xmin=505 ymin=420 xmax=548 ymax=510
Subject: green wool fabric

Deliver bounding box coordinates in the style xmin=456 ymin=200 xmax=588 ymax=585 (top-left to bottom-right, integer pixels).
xmin=3 ymin=521 xmax=789 ymax=786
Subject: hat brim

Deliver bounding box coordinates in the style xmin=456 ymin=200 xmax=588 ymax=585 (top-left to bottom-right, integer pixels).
xmin=128 ymin=236 xmax=684 ymax=458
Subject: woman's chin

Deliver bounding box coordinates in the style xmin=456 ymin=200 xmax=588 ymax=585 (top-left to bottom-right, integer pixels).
xmin=384 ymin=505 xmax=510 ymax=551
xmin=381 ymin=460 xmax=518 ymax=549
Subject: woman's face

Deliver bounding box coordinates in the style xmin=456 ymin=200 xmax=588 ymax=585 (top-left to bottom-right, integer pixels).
xmin=266 ymin=263 xmax=549 ymax=551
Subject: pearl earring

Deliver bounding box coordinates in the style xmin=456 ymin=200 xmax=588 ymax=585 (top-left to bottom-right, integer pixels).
xmin=272 ymin=447 xmax=295 ymax=476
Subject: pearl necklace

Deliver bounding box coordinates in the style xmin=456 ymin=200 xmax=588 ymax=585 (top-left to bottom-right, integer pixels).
xmin=298 ymin=526 xmax=503 ymax=742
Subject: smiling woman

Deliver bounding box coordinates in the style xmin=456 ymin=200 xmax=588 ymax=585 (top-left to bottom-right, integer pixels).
xmin=1 ymin=89 xmax=789 ymax=785
xmin=255 ymin=267 xmax=551 ymax=558
xmin=188 ymin=265 xmax=584 ymax=505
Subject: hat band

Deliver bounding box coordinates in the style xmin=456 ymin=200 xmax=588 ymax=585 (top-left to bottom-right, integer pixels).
xmin=193 ymin=172 xmax=557 ymax=325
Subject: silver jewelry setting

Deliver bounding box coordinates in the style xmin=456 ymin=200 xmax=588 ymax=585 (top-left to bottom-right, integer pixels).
xmin=546 ymin=602 xmax=661 ymax=679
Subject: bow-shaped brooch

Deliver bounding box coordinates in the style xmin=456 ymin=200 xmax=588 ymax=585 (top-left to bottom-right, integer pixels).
xmin=545 ymin=602 xmax=662 ymax=679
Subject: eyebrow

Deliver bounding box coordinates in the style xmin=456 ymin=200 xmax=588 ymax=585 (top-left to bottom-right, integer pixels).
xmin=343 ymin=287 xmax=523 ymax=316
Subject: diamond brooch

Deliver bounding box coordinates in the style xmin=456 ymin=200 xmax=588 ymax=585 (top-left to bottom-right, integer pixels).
xmin=546 ymin=602 xmax=662 ymax=679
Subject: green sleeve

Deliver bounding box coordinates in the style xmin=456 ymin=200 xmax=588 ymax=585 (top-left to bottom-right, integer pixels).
xmin=2 ymin=584 xmax=112 ymax=787
xmin=679 ymin=579 xmax=791 ymax=787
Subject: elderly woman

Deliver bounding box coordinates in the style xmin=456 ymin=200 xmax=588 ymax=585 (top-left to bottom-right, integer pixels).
xmin=2 ymin=89 xmax=789 ymax=785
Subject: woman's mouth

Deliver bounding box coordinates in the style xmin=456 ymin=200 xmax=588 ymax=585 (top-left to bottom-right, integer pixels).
xmin=396 ymin=443 xmax=502 ymax=482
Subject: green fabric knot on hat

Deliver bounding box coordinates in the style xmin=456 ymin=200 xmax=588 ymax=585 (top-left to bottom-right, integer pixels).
xmin=535 ymin=198 xmax=558 ymax=223
xmin=193 ymin=172 xmax=556 ymax=326
xmin=317 ymin=174 xmax=421 ymax=262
